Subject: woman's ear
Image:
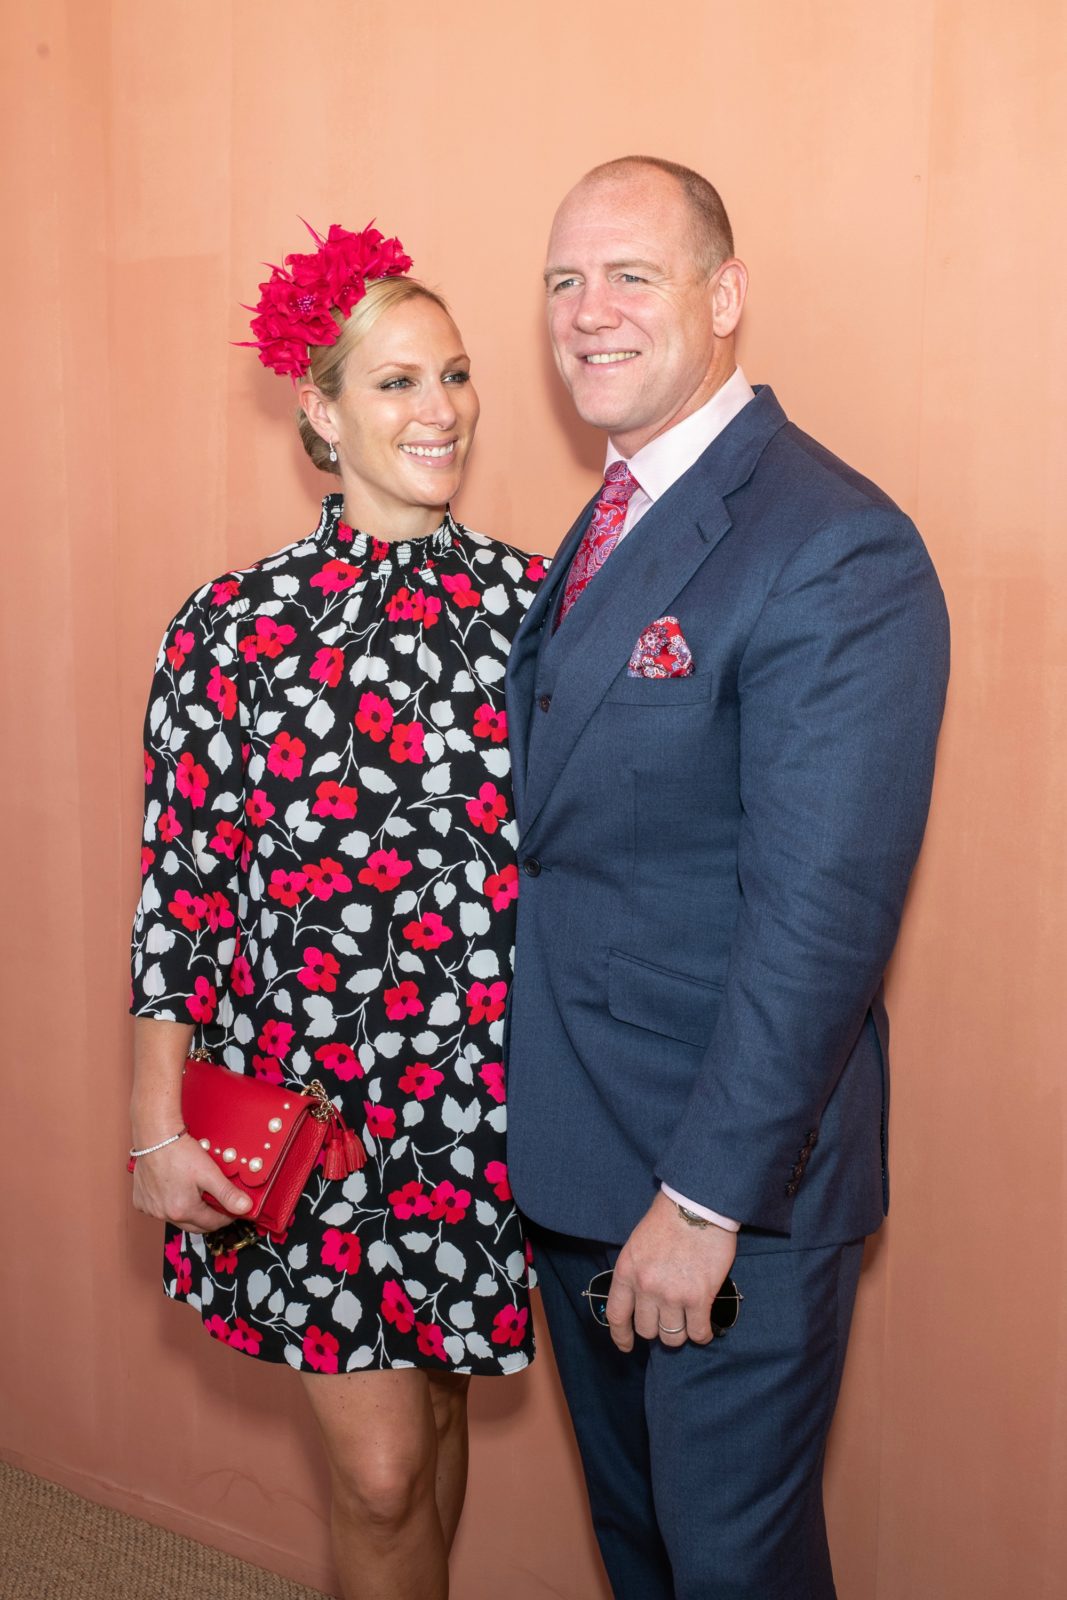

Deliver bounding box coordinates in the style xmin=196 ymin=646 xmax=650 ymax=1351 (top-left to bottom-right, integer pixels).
xmin=298 ymin=382 xmax=335 ymax=445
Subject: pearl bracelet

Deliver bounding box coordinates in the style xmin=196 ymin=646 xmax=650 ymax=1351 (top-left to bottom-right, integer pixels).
xmin=129 ymin=1128 xmax=187 ymax=1159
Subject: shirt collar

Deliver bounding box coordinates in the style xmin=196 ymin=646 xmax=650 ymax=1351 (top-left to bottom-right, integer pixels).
xmin=605 ymin=366 xmax=755 ymax=502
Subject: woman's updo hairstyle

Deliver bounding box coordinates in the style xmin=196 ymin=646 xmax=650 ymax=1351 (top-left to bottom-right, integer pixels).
xmin=298 ymin=277 xmax=451 ymax=476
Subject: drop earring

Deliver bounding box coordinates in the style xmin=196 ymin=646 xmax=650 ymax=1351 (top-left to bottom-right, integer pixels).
xmin=328 ymin=440 xmax=338 ymax=463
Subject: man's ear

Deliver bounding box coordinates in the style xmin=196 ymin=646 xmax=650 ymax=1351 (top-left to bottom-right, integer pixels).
xmin=298 ymin=382 xmax=334 ymax=445
xmin=710 ymin=259 xmax=748 ymax=338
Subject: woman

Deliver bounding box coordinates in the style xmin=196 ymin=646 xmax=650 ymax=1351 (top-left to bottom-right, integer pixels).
xmin=129 ymin=221 xmax=545 ymax=1600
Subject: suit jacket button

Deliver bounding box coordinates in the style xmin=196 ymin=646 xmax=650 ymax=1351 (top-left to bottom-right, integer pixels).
xmin=806 ymin=1131 xmax=819 ymax=1148
xmin=523 ymin=858 xmax=542 ymax=877
xmin=538 ymin=693 xmax=552 ymax=712
xmin=792 ymin=1163 xmax=805 ymax=1179
xmin=785 ymin=1181 xmax=799 ymax=1197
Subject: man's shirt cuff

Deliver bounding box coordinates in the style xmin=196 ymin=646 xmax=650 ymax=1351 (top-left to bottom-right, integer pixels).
xmin=661 ymin=1183 xmax=741 ymax=1232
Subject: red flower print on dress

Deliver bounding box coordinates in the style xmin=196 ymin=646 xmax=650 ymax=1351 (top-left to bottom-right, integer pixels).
xmin=381 ymin=1280 xmax=416 ymax=1334
xmin=484 ymin=1160 xmax=512 ymax=1201
xmin=303 ymin=858 xmax=352 ymax=901
xmin=252 ymin=1053 xmax=285 ymax=1084
xmin=479 ymin=1061 xmax=506 ymax=1104
xmin=298 ymin=947 xmax=340 ymax=992
xmin=211 ymin=578 xmax=240 ymax=607
xmin=473 ymin=704 xmax=508 ymax=743
xmin=383 ymin=980 xmax=423 ymax=1020
xmin=385 ymin=587 xmax=440 ymax=627
xmin=314 ymin=1042 xmax=363 ymax=1080
xmin=164 ymin=1236 xmax=184 ymax=1273
xmin=427 ymin=1181 xmax=471 ymax=1224
xmin=228 ymin=1318 xmax=262 ymax=1355
xmin=491 ymin=1305 xmax=529 ymax=1348
xmin=204 ymin=1314 xmax=230 ymax=1341
xmin=143 ymin=750 xmax=155 ymax=785
xmin=526 ymin=555 xmax=547 ymax=582
xmin=416 ymin=1321 xmax=448 ymax=1360
xmin=357 ymin=849 xmax=412 ymax=892
xmin=203 ymin=891 xmax=235 ymax=931
xmin=230 ymin=953 xmax=255 ymax=997
xmin=388 ymin=1180 xmax=432 ymax=1219
xmin=398 ymin=1062 xmax=444 ymax=1100
xmin=186 ymin=977 xmax=218 ymax=1023
xmin=268 ymin=869 xmax=307 ymax=907
xmin=213 ymin=1248 xmax=238 ymax=1276
xmin=166 ymin=629 xmax=195 ymax=669
xmin=239 ymin=616 xmax=297 ymax=662
xmin=467 ymin=980 xmax=508 ymax=1024
xmin=364 ymin=1102 xmax=397 ymax=1140
xmin=321 ymin=1228 xmax=362 ymax=1275
xmin=440 ymin=571 xmax=481 ymax=608
xmin=174 ymin=1256 xmax=192 ymax=1296
xmin=466 ymin=783 xmax=508 ymax=834
xmin=175 ymin=751 xmax=209 ymax=807
xmin=267 ymin=731 xmax=305 ymax=780
xmin=158 ymin=805 xmax=183 ymax=841
xmin=210 ymin=820 xmax=247 ymax=860
xmin=245 ymin=789 xmax=275 ymax=827
xmin=483 ymin=863 xmax=519 ymax=911
xmin=312 ymin=779 xmax=359 ymax=818
xmin=141 ymin=846 xmax=155 ymax=876
xmin=389 ymin=722 xmax=425 ymax=764
xmin=355 ymin=692 xmax=394 ymax=742
xmin=207 ymin=666 xmax=238 ymax=720
xmin=303 ymin=1326 xmax=340 ymax=1373
xmin=310 ymin=559 xmax=362 ymax=594
xmin=259 ymin=1019 xmax=294 ymax=1058
xmin=402 ymin=912 xmax=453 ymax=950
xmin=309 ymin=646 xmax=344 ymax=687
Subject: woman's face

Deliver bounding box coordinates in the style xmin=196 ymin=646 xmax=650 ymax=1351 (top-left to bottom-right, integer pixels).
xmin=325 ymin=296 xmax=480 ymax=537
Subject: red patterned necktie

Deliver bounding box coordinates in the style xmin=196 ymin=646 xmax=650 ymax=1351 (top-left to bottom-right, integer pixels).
xmin=555 ymin=461 xmax=640 ymax=628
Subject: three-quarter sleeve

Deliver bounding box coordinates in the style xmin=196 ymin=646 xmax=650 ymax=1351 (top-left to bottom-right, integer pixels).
xmin=131 ymin=590 xmax=246 ymax=1026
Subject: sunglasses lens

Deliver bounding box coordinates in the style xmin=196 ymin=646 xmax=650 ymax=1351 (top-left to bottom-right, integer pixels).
xmin=711 ymin=1278 xmax=740 ymax=1333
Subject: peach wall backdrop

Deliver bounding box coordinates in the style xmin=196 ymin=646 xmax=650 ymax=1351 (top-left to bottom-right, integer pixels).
xmin=2 ymin=2 xmax=1065 ymax=1597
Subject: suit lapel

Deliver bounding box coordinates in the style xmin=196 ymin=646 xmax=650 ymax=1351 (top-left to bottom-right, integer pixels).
xmin=516 ymin=387 xmax=790 ymax=837
xmin=506 ymin=495 xmax=597 ymax=819
xmin=519 ymin=479 xmax=731 ymax=835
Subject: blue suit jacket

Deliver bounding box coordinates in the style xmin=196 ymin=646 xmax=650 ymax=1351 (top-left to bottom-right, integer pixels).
xmin=504 ymin=388 xmax=950 ymax=1252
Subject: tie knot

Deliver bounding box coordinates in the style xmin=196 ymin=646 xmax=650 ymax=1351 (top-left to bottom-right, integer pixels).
xmin=602 ymin=461 xmax=639 ymax=505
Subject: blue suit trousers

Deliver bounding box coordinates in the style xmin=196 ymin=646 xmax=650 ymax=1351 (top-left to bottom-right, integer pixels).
xmin=531 ymin=1225 xmax=864 ymax=1600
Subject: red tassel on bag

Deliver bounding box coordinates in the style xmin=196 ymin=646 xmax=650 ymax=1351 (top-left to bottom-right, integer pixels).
xmin=321 ymin=1114 xmax=367 ymax=1179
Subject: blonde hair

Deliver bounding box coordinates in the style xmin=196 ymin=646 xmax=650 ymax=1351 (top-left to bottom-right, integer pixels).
xmin=298 ymin=277 xmax=451 ymax=475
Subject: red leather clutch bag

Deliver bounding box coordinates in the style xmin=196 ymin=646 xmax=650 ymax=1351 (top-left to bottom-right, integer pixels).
xmin=181 ymin=1055 xmax=366 ymax=1238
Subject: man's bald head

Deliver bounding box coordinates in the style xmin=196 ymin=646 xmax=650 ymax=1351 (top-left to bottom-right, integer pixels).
xmin=581 ymin=156 xmax=734 ymax=276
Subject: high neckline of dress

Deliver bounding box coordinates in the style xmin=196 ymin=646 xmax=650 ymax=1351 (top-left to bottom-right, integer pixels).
xmin=315 ymin=492 xmax=458 ymax=568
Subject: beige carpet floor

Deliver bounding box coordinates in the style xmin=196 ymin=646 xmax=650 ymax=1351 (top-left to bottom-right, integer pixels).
xmin=0 ymin=1459 xmax=331 ymax=1600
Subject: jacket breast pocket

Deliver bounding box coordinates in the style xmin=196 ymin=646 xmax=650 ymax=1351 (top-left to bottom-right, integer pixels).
xmin=607 ymin=949 xmax=724 ymax=1048
xmin=603 ymin=669 xmax=714 ymax=707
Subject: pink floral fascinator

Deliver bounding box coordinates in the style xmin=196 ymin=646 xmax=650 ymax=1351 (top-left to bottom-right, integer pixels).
xmin=238 ymin=220 xmax=413 ymax=380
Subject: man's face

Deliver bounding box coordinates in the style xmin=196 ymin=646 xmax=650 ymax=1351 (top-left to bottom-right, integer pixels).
xmin=544 ymin=170 xmax=723 ymax=456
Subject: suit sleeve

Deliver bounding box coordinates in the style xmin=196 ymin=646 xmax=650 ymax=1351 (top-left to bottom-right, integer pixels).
xmin=655 ymin=506 xmax=950 ymax=1231
xmin=130 ymin=594 xmax=245 ymax=1027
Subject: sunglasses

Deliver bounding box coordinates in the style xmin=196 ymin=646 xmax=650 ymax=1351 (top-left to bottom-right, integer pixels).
xmin=581 ymin=1269 xmax=743 ymax=1338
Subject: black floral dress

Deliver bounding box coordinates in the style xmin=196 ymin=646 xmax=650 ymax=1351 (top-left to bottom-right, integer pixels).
xmin=131 ymin=493 xmax=547 ymax=1375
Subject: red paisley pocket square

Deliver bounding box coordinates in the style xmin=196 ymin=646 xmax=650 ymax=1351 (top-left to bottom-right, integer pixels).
xmin=627 ymin=615 xmax=695 ymax=678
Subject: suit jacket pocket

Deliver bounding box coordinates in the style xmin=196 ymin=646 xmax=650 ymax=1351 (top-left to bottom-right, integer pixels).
xmin=607 ymin=949 xmax=724 ymax=1048
xmin=603 ymin=669 xmax=714 ymax=706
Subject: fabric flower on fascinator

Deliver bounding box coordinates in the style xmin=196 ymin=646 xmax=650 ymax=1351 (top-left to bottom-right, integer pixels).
xmin=239 ymin=219 xmax=413 ymax=380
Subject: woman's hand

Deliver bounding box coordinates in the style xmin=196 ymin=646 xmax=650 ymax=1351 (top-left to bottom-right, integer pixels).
xmin=129 ymin=1016 xmax=252 ymax=1233
xmin=131 ymin=1133 xmax=253 ymax=1233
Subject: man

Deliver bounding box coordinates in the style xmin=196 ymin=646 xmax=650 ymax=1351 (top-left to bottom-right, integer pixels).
xmin=504 ymin=156 xmax=949 ymax=1600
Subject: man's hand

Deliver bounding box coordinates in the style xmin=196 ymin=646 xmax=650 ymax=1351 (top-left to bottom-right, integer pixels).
xmin=606 ymin=1190 xmax=737 ymax=1350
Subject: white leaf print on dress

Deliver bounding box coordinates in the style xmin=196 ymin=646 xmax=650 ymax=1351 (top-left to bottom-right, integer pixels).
xmin=435 ymin=1242 xmax=466 ymax=1281
xmin=303 ymin=994 xmax=336 ymax=1035
xmin=304 ymin=1276 xmax=333 ymax=1298
xmin=333 ymin=1291 xmax=362 ymax=1331
xmin=247 ymin=1270 xmax=271 ymax=1309
xmin=422 ymin=764 xmax=451 ymax=795
xmin=321 ymin=1202 xmax=354 ymax=1226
